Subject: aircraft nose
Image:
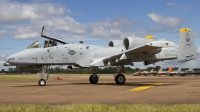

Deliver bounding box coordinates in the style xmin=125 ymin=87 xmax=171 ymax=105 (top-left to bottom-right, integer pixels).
xmin=6 ymin=55 xmax=15 ymax=63
xmin=6 ymin=56 xmax=9 ymax=62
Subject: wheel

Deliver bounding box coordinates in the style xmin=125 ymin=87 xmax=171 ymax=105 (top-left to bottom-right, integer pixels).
xmin=38 ymin=79 xmax=46 ymax=86
xmin=89 ymin=75 xmax=98 ymax=84
xmin=115 ymin=74 xmax=126 ymax=85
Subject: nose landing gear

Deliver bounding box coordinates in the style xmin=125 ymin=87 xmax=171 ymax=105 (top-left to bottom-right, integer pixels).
xmin=38 ymin=65 xmax=50 ymax=86
xmin=38 ymin=79 xmax=46 ymax=86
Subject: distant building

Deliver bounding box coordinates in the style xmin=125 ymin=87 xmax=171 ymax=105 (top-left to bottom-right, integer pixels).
xmin=9 ymin=68 xmax=13 ymax=72
xmin=14 ymin=68 xmax=18 ymax=72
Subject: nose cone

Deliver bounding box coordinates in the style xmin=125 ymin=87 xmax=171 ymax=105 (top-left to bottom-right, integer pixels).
xmin=6 ymin=56 xmax=10 ymax=62
xmin=6 ymin=55 xmax=15 ymax=63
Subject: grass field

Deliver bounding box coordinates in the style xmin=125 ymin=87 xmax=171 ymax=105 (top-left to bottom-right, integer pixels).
xmin=0 ymin=104 xmax=200 ymax=112
xmin=0 ymin=74 xmax=41 ymax=81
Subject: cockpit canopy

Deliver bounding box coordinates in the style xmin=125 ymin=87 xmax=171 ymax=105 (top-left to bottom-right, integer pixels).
xmin=41 ymin=26 xmax=67 ymax=44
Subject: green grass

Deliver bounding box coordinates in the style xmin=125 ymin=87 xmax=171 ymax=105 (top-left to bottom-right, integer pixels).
xmin=0 ymin=74 xmax=94 ymax=81
xmin=0 ymin=75 xmax=41 ymax=81
xmin=0 ymin=104 xmax=200 ymax=112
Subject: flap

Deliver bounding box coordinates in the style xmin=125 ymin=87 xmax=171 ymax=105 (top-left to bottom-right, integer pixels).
xmin=125 ymin=45 xmax=161 ymax=55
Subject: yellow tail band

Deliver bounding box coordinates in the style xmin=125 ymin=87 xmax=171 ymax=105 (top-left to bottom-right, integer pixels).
xmin=180 ymin=28 xmax=190 ymax=32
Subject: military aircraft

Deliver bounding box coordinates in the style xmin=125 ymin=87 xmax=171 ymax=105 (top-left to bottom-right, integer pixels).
xmin=165 ymin=67 xmax=182 ymax=76
xmin=133 ymin=67 xmax=161 ymax=76
xmin=189 ymin=70 xmax=200 ymax=76
xmin=4 ymin=27 xmax=197 ymax=86
xmin=133 ymin=71 xmax=149 ymax=76
xmin=157 ymin=67 xmax=172 ymax=76
xmin=178 ymin=67 xmax=200 ymax=76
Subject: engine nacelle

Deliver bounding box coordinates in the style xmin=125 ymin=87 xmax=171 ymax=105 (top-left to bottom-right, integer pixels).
xmin=16 ymin=65 xmax=42 ymax=68
xmin=123 ymin=37 xmax=154 ymax=50
xmin=108 ymin=40 xmax=123 ymax=47
xmin=143 ymin=60 xmax=159 ymax=66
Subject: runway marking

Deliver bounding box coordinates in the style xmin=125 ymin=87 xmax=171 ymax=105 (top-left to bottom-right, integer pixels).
xmin=127 ymin=83 xmax=164 ymax=91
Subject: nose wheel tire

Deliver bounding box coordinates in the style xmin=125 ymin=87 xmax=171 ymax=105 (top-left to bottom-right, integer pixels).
xmin=38 ymin=79 xmax=46 ymax=86
xmin=89 ymin=75 xmax=99 ymax=84
xmin=115 ymin=74 xmax=126 ymax=85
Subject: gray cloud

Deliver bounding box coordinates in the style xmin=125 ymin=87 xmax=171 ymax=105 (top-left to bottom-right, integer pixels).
xmin=0 ymin=30 xmax=8 ymax=37
xmin=91 ymin=27 xmax=110 ymax=38
xmin=0 ymin=47 xmax=13 ymax=50
xmin=148 ymin=13 xmax=185 ymax=30
xmin=0 ymin=54 xmax=8 ymax=64
xmin=44 ymin=16 xmax=86 ymax=34
xmin=0 ymin=0 xmax=73 ymax=39
xmin=0 ymin=1 xmax=189 ymax=43
xmin=166 ymin=2 xmax=176 ymax=6
xmin=0 ymin=0 xmax=70 ymax=23
xmin=194 ymin=31 xmax=200 ymax=38
xmin=166 ymin=2 xmax=190 ymax=11
xmin=14 ymin=26 xmax=40 ymax=39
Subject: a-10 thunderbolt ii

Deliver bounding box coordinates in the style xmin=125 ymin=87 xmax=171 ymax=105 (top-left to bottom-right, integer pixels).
xmin=4 ymin=26 xmax=197 ymax=86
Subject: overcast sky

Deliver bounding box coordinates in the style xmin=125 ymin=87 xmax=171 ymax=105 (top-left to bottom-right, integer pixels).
xmin=0 ymin=0 xmax=200 ymax=70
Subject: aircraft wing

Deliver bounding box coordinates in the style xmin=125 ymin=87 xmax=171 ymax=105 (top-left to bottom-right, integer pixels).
xmin=123 ymin=45 xmax=161 ymax=55
xmin=89 ymin=43 xmax=163 ymax=67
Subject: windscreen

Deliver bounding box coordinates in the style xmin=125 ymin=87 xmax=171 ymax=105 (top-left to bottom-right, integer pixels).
xmin=27 ymin=40 xmax=41 ymax=49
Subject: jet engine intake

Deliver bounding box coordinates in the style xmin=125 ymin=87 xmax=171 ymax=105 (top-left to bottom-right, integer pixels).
xmin=123 ymin=37 xmax=154 ymax=50
xmin=143 ymin=60 xmax=158 ymax=66
xmin=108 ymin=40 xmax=123 ymax=47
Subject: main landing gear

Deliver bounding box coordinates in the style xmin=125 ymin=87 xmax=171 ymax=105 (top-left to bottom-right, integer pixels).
xmin=114 ymin=64 xmax=126 ymax=85
xmin=114 ymin=73 xmax=126 ymax=85
xmin=89 ymin=68 xmax=99 ymax=84
xmin=89 ymin=64 xmax=126 ymax=85
xmin=38 ymin=65 xmax=50 ymax=86
xmin=89 ymin=73 xmax=99 ymax=84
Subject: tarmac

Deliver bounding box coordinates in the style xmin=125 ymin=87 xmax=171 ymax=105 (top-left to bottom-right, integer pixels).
xmin=1 ymin=75 xmax=200 ymax=105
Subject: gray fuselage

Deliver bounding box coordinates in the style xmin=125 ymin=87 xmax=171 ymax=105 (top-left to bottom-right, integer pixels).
xmin=6 ymin=43 xmax=177 ymax=68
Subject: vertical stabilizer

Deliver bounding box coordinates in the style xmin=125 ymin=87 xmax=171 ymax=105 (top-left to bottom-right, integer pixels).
xmin=158 ymin=67 xmax=163 ymax=72
xmin=177 ymin=28 xmax=197 ymax=62
xmin=176 ymin=67 xmax=182 ymax=73
xmin=188 ymin=66 xmax=194 ymax=71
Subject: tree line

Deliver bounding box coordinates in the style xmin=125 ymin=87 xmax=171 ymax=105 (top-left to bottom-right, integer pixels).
xmin=1 ymin=66 xmax=200 ymax=74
